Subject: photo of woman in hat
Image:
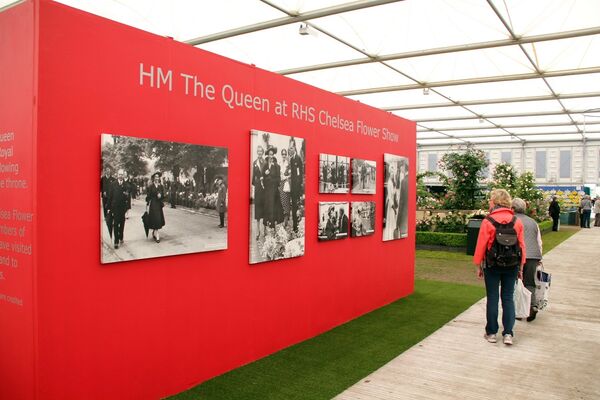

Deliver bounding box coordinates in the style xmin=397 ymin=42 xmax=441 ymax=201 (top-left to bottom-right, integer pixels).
xmin=146 ymin=172 xmax=166 ymax=243
xmin=249 ymin=130 xmax=306 ymax=264
xmin=261 ymin=145 xmax=283 ymax=230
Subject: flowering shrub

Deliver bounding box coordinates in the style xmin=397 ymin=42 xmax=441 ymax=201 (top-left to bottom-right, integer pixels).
xmin=259 ymin=219 xmax=305 ymax=260
xmin=438 ymin=146 xmax=488 ymax=209
xmin=416 ymin=212 xmax=468 ymax=233
xmin=489 ymin=163 xmax=518 ymax=195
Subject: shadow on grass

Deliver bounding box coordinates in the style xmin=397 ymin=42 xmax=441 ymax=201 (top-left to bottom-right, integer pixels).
xmin=168 ymin=280 xmax=485 ymax=400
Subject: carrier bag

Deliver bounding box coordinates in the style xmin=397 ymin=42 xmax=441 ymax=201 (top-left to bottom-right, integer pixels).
xmin=534 ymin=262 xmax=551 ymax=310
xmin=514 ymin=278 xmax=532 ymax=319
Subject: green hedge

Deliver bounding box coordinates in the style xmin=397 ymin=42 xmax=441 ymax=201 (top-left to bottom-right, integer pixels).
xmin=538 ymin=220 xmax=553 ymax=235
xmin=416 ymin=231 xmax=467 ymax=247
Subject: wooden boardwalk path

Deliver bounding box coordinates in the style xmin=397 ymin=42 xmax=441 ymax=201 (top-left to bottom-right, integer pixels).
xmin=335 ymin=228 xmax=600 ymax=400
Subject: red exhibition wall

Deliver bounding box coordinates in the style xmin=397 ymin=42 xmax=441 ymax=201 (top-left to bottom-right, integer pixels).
xmin=0 ymin=1 xmax=416 ymax=398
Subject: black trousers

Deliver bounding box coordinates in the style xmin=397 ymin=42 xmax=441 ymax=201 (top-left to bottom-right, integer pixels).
xmin=551 ymin=216 xmax=559 ymax=231
xmin=291 ymin=191 xmax=300 ymax=232
xmin=523 ymin=258 xmax=540 ymax=311
xmin=113 ymin=213 xmax=125 ymax=244
xmin=219 ymin=212 xmax=225 ymax=227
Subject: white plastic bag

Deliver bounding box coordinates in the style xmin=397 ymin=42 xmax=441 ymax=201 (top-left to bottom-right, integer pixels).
xmin=535 ymin=263 xmax=551 ymax=310
xmin=514 ymin=278 xmax=532 ymax=319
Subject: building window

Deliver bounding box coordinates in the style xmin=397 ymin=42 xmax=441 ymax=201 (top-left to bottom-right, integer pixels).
xmin=501 ymin=151 xmax=512 ymax=164
xmin=559 ymin=150 xmax=571 ymax=179
xmin=535 ymin=151 xmax=546 ymax=179
xmin=482 ymin=152 xmax=490 ymax=178
xmin=427 ymin=153 xmax=438 ymax=172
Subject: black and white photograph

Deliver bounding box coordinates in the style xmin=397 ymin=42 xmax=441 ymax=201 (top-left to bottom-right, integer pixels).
xmin=351 ymin=201 xmax=376 ymax=237
xmin=250 ymin=129 xmax=305 ymax=264
xmin=351 ymin=158 xmax=376 ymax=194
xmin=101 ymin=134 xmax=228 ymax=264
xmin=319 ymin=154 xmax=350 ymax=194
xmin=383 ymin=154 xmax=409 ymax=241
xmin=318 ymin=202 xmax=349 ymax=241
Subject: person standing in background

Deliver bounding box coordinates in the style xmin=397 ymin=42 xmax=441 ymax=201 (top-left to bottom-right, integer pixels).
xmin=594 ymin=197 xmax=600 ymax=227
xmin=548 ymin=196 xmax=561 ymax=231
xmin=216 ymin=176 xmax=227 ymax=228
xmin=580 ymin=195 xmax=592 ymax=228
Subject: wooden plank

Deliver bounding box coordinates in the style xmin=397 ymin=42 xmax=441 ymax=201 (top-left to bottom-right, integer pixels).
xmin=335 ymin=228 xmax=600 ymax=400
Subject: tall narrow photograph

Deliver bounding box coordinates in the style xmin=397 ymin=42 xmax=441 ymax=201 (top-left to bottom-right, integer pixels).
xmin=319 ymin=154 xmax=350 ymax=193
xmin=318 ymin=202 xmax=349 ymax=241
xmin=250 ymin=130 xmax=305 ymax=264
xmin=100 ymin=134 xmax=228 ymax=264
xmin=351 ymin=201 xmax=376 ymax=237
xmin=351 ymin=158 xmax=376 ymax=194
xmin=383 ymin=154 xmax=409 ymax=241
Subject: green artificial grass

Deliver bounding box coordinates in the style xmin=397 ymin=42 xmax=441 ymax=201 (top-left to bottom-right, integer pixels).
xmin=169 ymin=280 xmax=485 ymax=400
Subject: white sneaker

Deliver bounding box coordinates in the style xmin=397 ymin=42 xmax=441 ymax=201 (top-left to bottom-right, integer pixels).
xmin=484 ymin=333 xmax=497 ymax=343
xmin=503 ymin=334 xmax=513 ymax=345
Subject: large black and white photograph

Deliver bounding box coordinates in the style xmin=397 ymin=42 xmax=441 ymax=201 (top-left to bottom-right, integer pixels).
xmin=383 ymin=154 xmax=409 ymax=241
xmin=250 ymin=129 xmax=305 ymax=264
xmin=101 ymin=134 xmax=228 ymax=264
xmin=319 ymin=154 xmax=350 ymax=194
xmin=318 ymin=202 xmax=349 ymax=241
xmin=351 ymin=201 xmax=375 ymax=237
xmin=351 ymin=158 xmax=376 ymax=194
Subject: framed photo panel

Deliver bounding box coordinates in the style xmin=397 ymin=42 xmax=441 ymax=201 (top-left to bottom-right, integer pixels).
xmin=351 ymin=158 xmax=376 ymax=194
xmin=250 ymin=129 xmax=305 ymax=264
xmin=383 ymin=154 xmax=409 ymax=241
xmin=350 ymin=201 xmax=375 ymax=237
xmin=319 ymin=154 xmax=350 ymax=194
xmin=318 ymin=202 xmax=349 ymax=241
xmin=100 ymin=133 xmax=228 ymax=264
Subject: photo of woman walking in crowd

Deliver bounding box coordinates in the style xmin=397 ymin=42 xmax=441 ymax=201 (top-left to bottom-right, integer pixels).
xmin=146 ymin=172 xmax=166 ymax=243
xmin=101 ymin=134 xmax=228 ymax=264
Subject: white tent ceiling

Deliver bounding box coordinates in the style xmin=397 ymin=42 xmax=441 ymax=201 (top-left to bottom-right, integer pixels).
xmin=4 ymin=0 xmax=600 ymax=147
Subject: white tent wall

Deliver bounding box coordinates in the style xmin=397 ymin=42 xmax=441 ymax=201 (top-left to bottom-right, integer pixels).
xmin=418 ymin=142 xmax=600 ymax=186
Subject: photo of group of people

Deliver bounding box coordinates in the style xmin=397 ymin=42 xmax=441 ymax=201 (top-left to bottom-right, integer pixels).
xmin=100 ymin=134 xmax=228 ymax=264
xmin=319 ymin=154 xmax=350 ymax=194
xmin=250 ymin=130 xmax=305 ymax=264
xmin=383 ymin=154 xmax=409 ymax=241
xmin=318 ymin=202 xmax=349 ymax=241
xmin=351 ymin=159 xmax=376 ymax=194
xmin=351 ymin=201 xmax=375 ymax=237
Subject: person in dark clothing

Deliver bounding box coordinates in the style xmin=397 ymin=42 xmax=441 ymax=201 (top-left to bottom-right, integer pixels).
xmin=146 ymin=172 xmax=166 ymax=243
xmin=262 ymin=146 xmax=282 ymax=231
xmin=548 ymin=196 xmax=561 ymax=231
xmin=288 ymin=144 xmax=304 ymax=232
xmin=107 ymin=169 xmax=130 ymax=249
xmin=216 ymin=176 xmax=227 ymax=228
xmin=338 ymin=207 xmax=349 ymax=235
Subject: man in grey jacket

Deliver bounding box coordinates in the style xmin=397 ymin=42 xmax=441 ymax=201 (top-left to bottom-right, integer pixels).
xmin=512 ymin=198 xmax=543 ymax=321
xmin=580 ymin=195 xmax=593 ymax=228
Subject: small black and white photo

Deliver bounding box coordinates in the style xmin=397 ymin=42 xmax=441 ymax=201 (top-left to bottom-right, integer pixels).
xmin=351 ymin=158 xmax=376 ymax=194
xmin=351 ymin=201 xmax=375 ymax=237
xmin=319 ymin=154 xmax=350 ymax=194
xmin=250 ymin=129 xmax=305 ymax=264
xmin=318 ymin=202 xmax=349 ymax=241
xmin=101 ymin=133 xmax=228 ymax=264
xmin=383 ymin=154 xmax=409 ymax=241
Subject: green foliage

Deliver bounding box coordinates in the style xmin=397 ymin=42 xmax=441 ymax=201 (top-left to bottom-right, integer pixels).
xmin=538 ymin=220 xmax=553 ymax=235
xmin=438 ymin=146 xmax=488 ymax=209
xmin=489 ymin=166 xmax=546 ymax=221
xmin=416 ymin=171 xmax=445 ymax=209
xmin=416 ymin=231 xmax=467 ymax=247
